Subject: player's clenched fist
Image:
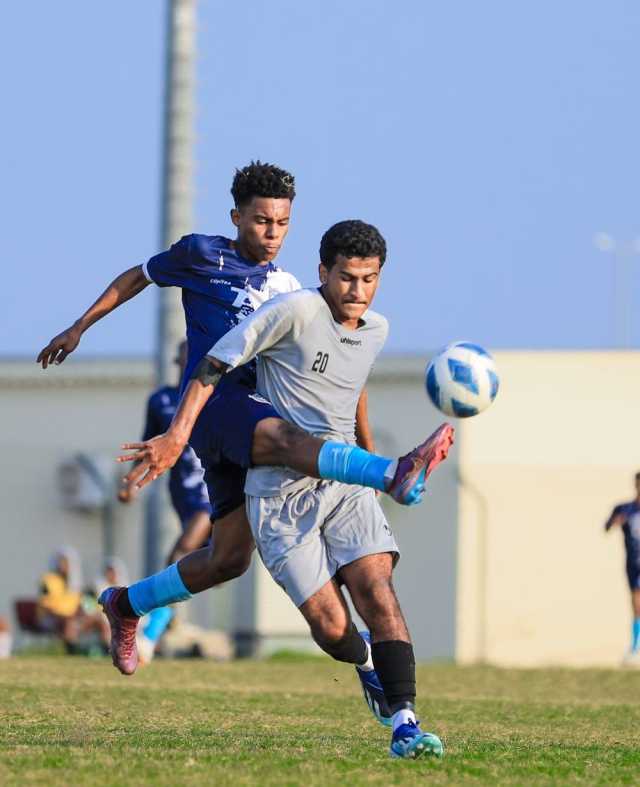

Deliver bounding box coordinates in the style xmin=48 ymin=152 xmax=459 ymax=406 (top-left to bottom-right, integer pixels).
xmin=36 ymin=324 xmax=82 ymax=368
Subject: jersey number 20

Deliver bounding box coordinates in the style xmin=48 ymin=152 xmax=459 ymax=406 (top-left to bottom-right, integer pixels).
xmin=312 ymin=351 xmax=329 ymax=374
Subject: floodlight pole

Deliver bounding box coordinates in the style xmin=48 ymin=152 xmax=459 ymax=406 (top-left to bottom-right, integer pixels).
xmin=594 ymin=233 xmax=640 ymax=349
xmin=144 ymin=0 xmax=196 ymax=575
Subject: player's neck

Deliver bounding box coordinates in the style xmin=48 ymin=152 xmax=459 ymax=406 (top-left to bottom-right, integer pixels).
xmin=230 ymin=238 xmax=271 ymax=266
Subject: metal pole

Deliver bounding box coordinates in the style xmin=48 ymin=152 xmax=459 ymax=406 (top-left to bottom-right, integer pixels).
xmin=594 ymin=234 xmax=640 ymax=349
xmin=145 ymin=0 xmax=196 ymax=575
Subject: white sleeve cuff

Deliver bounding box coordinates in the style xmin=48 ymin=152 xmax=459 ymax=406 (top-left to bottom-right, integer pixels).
xmin=141 ymin=260 xmax=154 ymax=283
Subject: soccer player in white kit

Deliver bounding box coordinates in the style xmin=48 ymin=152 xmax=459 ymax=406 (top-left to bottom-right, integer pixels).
xmin=147 ymin=220 xmax=452 ymax=759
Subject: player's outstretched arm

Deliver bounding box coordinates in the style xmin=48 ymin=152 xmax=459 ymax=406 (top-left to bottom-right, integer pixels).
xmin=36 ymin=265 xmax=150 ymax=368
xmin=117 ymin=356 xmax=228 ymax=488
xmin=355 ymin=387 xmax=375 ymax=453
xmin=118 ymin=294 xmax=298 ymax=486
xmin=605 ymin=508 xmax=625 ymax=531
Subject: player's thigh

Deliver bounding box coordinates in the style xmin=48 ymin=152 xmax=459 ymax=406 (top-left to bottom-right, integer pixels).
xmin=325 ymin=486 xmax=404 ymax=627
xmin=299 ymin=578 xmax=352 ymax=643
xmin=325 ymin=486 xmax=399 ymax=585
xmin=209 ymin=505 xmax=255 ymax=576
xmin=252 ymin=418 xmax=322 ymax=476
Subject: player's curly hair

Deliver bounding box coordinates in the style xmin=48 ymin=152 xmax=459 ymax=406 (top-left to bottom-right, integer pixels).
xmin=319 ymin=220 xmax=387 ymax=269
xmin=230 ymin=160 xmax=296 ymax=207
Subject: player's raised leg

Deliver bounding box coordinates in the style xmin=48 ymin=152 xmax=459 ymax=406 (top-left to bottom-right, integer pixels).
xmin=251 ymin=418 xmax=455 ymax=506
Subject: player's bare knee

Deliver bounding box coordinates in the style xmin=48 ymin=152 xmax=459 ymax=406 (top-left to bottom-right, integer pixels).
xmin=210 ymin=543 xmax=254 ymax=583
xmin=311 ymin=618 xmax=351 ymax=650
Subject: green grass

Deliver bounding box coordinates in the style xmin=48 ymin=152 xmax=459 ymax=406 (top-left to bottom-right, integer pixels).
xmin=1 ymin=657 xmax=640 ymax=786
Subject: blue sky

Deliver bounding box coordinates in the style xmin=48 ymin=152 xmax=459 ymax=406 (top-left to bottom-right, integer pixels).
xmin=2 ymin=1 xmax=639 ymax=356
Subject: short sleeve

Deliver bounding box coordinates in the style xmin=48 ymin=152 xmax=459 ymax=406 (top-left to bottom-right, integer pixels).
xmin=209 ymin=290 xmax=319 ymax=370
xmin=143 ymin=235 xmax=193 ymax=287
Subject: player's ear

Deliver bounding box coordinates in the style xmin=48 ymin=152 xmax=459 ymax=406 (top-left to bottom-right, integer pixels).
xmin=230 ymin=208 xmax=240 ymax=228
xmin=318 ymin=263 xmax=328 ymax=284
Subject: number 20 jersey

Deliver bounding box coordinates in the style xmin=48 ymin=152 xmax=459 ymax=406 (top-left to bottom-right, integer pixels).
xmin=208 ymin=287 xmax=389 ymax=497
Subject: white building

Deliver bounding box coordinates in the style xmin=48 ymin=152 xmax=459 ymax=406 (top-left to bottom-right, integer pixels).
xmin=0 ymin=353 xmax=634 ymax=665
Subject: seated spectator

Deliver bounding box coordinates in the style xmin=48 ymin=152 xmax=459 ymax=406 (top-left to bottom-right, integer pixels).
xmin=0 ymin=616 xmax=11 ymax=658
xmin=38 ymin=547 xmax=110 ymax=653
xmin=93 ymin=557 xmax=129 ymax=599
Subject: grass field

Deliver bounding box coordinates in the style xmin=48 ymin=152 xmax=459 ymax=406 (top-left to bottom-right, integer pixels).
xmin=1 ymin=655 xmax=639 ymax=786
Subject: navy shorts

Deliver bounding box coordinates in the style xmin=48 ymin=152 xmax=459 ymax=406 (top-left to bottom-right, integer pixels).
xmin=626 ymin=561 xmax=640 ymax=591
xmin=189 ymin=381 xmax=281 ymax=520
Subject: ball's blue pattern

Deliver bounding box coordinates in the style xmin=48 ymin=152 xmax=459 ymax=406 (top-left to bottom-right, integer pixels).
xmin=425 ymin=341 xmax=499 ymax=417
xmin=488 ymin=369 xmax=500 ymax=399
xmin=451 ymin=398 xmax=480 ymax=418
xmin=426 ymin=364 xmax=440 ymax=407
xmin=447 ymin=358 xmax=479 ymax=395
xmin=455 ymin=341 xmax=491 ymax=357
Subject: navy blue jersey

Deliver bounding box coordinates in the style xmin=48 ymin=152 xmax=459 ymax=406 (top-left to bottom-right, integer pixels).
xmin=143 ymin=235 xmax=300 ymax=393
xmin=142 ymin=385 xmax=209 ymax=506
xmin=606 ymin=501 xmax=640 ymax=567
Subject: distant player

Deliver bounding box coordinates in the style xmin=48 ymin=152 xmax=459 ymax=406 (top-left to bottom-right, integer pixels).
xmin=115 ymin=221 xmax=453 ymax=759
xmin=605 ymin=472 xmax=640 ymax=665
xmin=118 ymin=339 xmax=212 ymax=662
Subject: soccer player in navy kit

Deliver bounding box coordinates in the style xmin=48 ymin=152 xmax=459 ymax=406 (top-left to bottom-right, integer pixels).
xmin=119 ymin=340 xmax=212 ymax=663
xmin=119 ymin=340 xmax=212 ymax=563
xmin=116 ymin=220 xmax=452 ymax=759
xmin=37 ymin=162 xmax=451 ymax=684
xmin=605 ymin=472 xmax=640 ymax=664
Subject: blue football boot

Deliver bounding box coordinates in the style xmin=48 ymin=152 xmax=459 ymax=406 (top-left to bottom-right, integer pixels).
xmin=390 ymin=719 xmax=444 ymax=759
xmin=355 ymin=631 xmax=392 ymax=727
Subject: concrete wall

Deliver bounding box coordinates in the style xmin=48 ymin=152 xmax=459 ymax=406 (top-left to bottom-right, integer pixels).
xmin=365 ymin=358 xmax=459 ymax=661
xmin=456 ymin=351 xmax=637 ymax=666
xmin=5 ymin=351 xmax=631 ymax=666
xmin=0 ymin=359 xmax=228 ymax=633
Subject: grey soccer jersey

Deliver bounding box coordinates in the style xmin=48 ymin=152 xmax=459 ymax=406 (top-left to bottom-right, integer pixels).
xmin=208 ymin=287 xmax=388 ymax=496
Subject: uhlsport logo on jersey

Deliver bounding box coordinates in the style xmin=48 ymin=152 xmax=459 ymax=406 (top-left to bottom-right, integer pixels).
xmin=340 ymin=336 xmax=362 ymax=347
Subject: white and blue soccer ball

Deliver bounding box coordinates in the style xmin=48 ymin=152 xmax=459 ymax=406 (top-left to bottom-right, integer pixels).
xmin=425 ymin=341 xmax=499 ymax=418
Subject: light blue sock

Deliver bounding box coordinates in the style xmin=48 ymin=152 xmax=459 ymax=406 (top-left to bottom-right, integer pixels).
xmin=128 ymin=563 xmax=192 ymax=617
xmin=317 ymin=442 xmax=394 ymax=492
xmin=632 ymin=618 xmax=640 ymax=652
xmin=143 ymin=606 xmax=175 ymax=643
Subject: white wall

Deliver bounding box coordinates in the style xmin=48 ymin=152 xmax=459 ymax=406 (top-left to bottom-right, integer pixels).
xmin=0 ymin=359 xmax=228 ymax=632
xmin=456 ymin=351 xmax=638 ymax=666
